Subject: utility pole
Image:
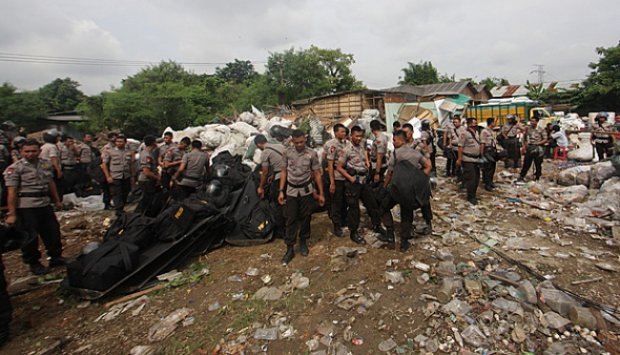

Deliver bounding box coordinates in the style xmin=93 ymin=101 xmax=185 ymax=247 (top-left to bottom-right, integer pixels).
xmin=530 ymin=64 xmax=545 ymax=84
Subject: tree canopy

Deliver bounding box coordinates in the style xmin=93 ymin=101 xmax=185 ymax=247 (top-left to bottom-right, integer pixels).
xmin=399 ymin=61 xmax=442 ymax=85
xmin=38 ymin=77 xmax=85 ymax=113
xmin=215 ymin=59 xmax=258 ymax=84
xmin=579 ymin=42 xmax=620 ymax=113
xmin=0 ymin=82 xmax=47 ymax=130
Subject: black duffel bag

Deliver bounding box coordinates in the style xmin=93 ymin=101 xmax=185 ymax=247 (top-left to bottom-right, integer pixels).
xmin=104 ymin=213 xmax=157 ymax=249
xmin=67 ymin=240 xmax=140 ymax=291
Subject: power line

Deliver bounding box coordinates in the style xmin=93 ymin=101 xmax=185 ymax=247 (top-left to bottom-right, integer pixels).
xmin=529 ymin=64 xmax=546 ymax=84
xmin=0 ymin=51 xmax=267 ymax=67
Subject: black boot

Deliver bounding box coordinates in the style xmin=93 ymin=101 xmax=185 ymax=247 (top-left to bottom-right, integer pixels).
xmin=379 ymin=228 xmax=395 ymax=249
xmin=373 ymin=224 xmax=386 ymax=237
xmin=0 ymin=325 xmax=8 ymax=347
xmin=333 ymin=224 xmax=344 ymax=237
xmin=282 ymin=245 xmax=295 ymax=265
xmin=399 ymin=238 xmax=410 ymax=252
xmin=350 ymin=231 xmax=366 ymax=245
xmin=49 ymin=256 xmax=67 ymax=267
xmin=29 ymin=261 xmax=49 ymax=275
xmin=299 ymin=240 xmax=309 ymax=256
xmin=416 ymin=221 xmax=432 ymax=236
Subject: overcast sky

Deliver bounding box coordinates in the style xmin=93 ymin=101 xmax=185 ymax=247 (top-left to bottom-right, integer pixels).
xmin=0 ymin=0 xmax=618 ymax=95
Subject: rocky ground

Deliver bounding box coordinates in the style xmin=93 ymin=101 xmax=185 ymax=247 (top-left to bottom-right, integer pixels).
xmin=2 ymin=157 xmax=619 ymax=355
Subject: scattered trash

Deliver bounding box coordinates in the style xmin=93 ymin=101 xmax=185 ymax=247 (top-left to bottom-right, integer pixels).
xmin=147 ymin=308 xmax=192 ymax=342
xmin=254 ymin=327 xmax=278 ymax=341
xmin=378 ymin=338 xmax=397 ymax=352
xmin=253 ymin=287 xmax=283 ymax=301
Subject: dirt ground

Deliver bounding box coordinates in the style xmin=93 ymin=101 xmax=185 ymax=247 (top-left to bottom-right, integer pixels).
xmin=1 ymin=158 xmax=619 ymax=354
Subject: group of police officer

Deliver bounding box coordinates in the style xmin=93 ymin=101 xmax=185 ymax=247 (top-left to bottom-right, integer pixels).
xmin=253 ymin=120 xmax=434 ymax=265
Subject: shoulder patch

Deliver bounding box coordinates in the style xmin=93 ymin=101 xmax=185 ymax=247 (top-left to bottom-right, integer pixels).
xmin=4 ymin=167 xmax=14 ymax=175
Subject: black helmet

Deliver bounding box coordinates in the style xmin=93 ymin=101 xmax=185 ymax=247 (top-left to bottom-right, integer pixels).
xmin=12 ymin=136 xmax=26 ymax=148
xmin=213 ymin=164 xmax=230 ymax=179
xmin=596 ymin=112 xmax=609 ymax=120
xmin=421 ymin=120 xmax=430 ymax=130
xmin=1 ymin=121 xmax=16 ymax=131
xmin=205 ymin=179 xmax=223 ymax=198
xmin=43 ymin=129 xmax=60 ymax=143
xmin=269 ymin=125 xmax=292 ymax=140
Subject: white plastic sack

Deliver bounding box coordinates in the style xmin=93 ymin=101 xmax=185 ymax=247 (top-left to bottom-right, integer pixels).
xmin=543 ymin=185 xmax=589 ymax=204
xmin=62 ymin=193 xmax=105 ymax=211
xmin=229 ymin=121 xmax=259 ymax=138
xmin=590 ymin=161 xmax=618 ymax=189
xmin=567 ymin=133 xmax=594 ymax=162
xmin=557 ymin=166 xmax=591 ymax=187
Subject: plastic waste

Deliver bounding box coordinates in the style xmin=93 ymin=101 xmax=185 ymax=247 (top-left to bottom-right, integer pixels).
xmin=147 ymin=308 xmax=192 ymax=342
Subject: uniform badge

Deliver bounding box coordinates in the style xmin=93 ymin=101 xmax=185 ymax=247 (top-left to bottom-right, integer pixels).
xmin=4 ymin=167 xmax=14 ymax=175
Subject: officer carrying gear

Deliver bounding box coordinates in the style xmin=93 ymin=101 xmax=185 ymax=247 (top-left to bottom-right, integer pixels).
xmin=277 ymin=130 xmax=325 ymax=265
xmin=100 ymin=132 xmax=118 ymax=210
xmin=255 ymin=134 xmax=286 ymax=239
xmin=158 ymin=132 xmax=175 ymax=189
xmin=500 ymin=114 xmax=521 ymax=172
xmin=591 ymin=112 xmax=613 ymax=161
xmin=172 ymin=140 xmax=209 ymax=201
xmin=136 ymin=135 xmax=160 ymax=214
xmin=40 ymin=129 xmax=62 ymax=181
xmin=3 ymin=138 xmax=64 ymax=275
xmin=369 ymin=120 xmax=388 ymax=184
xmin=379 ymin=130 xmax=432 ymax=251
xmin=59 ymin=136 xmax=80 ymax=195
xmin=101 ymin=134 xmax=135 ymax=216
xmin=518 ymin=116 xmax=548 ymax=182
xmin=337 ymin=125 xmax=386 ymax=245
xmin=481 ymin=117 xmax=498 ymax=191
xmin=165 ymin=137 xmax=190 ymax=196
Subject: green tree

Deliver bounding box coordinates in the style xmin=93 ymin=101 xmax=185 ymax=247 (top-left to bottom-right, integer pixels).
xmin=308 ymin=46 xmax=364 ymax=93
xmin=579 ymin=42 xmax=620 ymax=113
xmin=0 ymin=82 xmax=47 ymax=131
xmin=399 ymin=61 xmax=441 ymax=85
xmin=38 ymin=77 xmax=85 ymax=113
xmin=215 ymin=59 xmax=258 ymax=84
xmin=479 ymin=77 xmax=510 ymax=89
xmin=525 ymin=81 xmax=547 ymax=102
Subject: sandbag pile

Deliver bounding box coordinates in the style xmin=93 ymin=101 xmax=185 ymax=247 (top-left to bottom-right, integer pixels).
xmin=558 ymin=161 xmax=618 ymax=188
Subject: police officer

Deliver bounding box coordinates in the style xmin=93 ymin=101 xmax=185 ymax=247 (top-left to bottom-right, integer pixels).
xmin=337 ymin=125 xmax=386 ymax=245
xmin=158 ymin=132 xmax=175 ymax=189
xmin=401 ymin=123 xmax=415 ymax=147
xmin=164 ymin=137 xmax=189 ymax=193
xmin=0 ymin=143 xmax=10 ymax=209
xmin=136 ymin=135 xmax=160 ymax=213
xmin=518 ymin=116 xmax=548 ymax=182
xmin=277 ymin=129 xmax=324 ymax=265
xmin=101 ymin=132 xmax=118 ymax=210
xmin=77 ymin=133 xmax=96 ymax=184
xmin=172 ymin=140 xmax=209 ymax=200
xmin=417 ymin=120 xmax=436 ymax=175
xmin=322 ymin=123 xmax=351 ymax=237
xmin=101 ymin=134 xmax=134 ymax=216
xmin=10 ymin=136 xmax=25 ymax=163
xmin=481 ymin=117 xmax=498 ymax=191
xmin=457 ymin=117 xmax=483 ymax=205
xmin=379 ymin=130 xmax=432 ymax=251
xmin=591 ymin=112 xmax=612 ymax=161
xmin=59 ymin=136 xmax=80 ymax=195
xmin=369 ymin=119 xmax=388 ymax=184
xmin=444 ymin=115 xmax=464 ymax=179
xmin=4 ymin=139 xmax=64 ymax=275
xmin=500 ymin=114 xmax=521 ymax=173
xmin=255 ymin=134 xmax=286 ymax=239
xmin=40 ymin=129 xmax=62 ymax=182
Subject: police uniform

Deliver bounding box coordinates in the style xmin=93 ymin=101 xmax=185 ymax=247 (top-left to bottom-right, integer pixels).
xmin=323 ymin=138 xmax=350 ymax=232
xmin=520 ymin=126 xmax=547 ymax=181
xmin=157 ymin=142 xmax=174 ymax=184
xmin=592 ymin=122 xmax=612 ymax=161
xmin=380 ymin=146 xmax=429 ymax=247
xmin=174 ymin=149 xmax=208 ymax=200
xmin=459 ymin=127 xmax=482 ymax=203
xmin=501 ymin=122 xmax=521 ymax=169
xmin=163 ymin=146 xmax=185 ymax=191
xmin=3 ymin=158 xmax=63 ymax=267
xmin=77 ymin=142 xmax=93 ymax=184
xmin=445 ymin=125 xmax=464 ymax=178
xmin=0 ymin=145 xmax=10 ymax=208
xmin=103 ymin=146 xmax=133 ymax=215
xmin=480 ymin=127 xmax=497 ymax=189
xmin=369 ymin=132 xmax=388 ymax=182
xmin=282 ymin=146 xmax=320 ymax=248
xmin=0 ymin=254 xmax=10 ymax=345
xmin=136 ymin=148 xmax=159 ymax=213
xmin=100 ymin=142 xmax=116 ymax=208
xmin=259 ymin=143 xmax=286 ymax=237
xmin=417 ymin=129 xmax=436 ymax=173
xmin=339 ymin=142 xmax=383 ymax=241
xmin=60 ymin=144 xmax=79 ymax=194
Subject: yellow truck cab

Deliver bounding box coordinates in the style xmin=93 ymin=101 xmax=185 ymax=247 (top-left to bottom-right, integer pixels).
xmin=464 ymin=101 xmax=553 ymax=126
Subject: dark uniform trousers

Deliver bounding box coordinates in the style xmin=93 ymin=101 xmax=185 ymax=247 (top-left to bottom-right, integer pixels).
xmin=0 ymin=162 xmax=7 ymax=208
xmin=595 ymin=142 xmax=611 ymax=161
xmin=0 ymin=255 xmax=10 ymax=337
xmin=18 ymin=206 xmax=62 ymax=265
xmin=330 ymin=180 xmax=347 ymax=228
xmin=482 ymin=148 xmax=496 ymax=186
xmin=110 ymin=178 xmax=131 ymax=216
xmin=136 ymin=180 xmax=158 ymax=214
xmin=268 ymin=178 xmax=285 ymax=239
xmin=78 ymin=163 xmax=91 ymax=185
xmin=381 ymin=194 xmax=433 ymax=239
xmin=161 ymin=169 xmax=175 ymax=192
xmin=520 ymin=148 xmax=543 ymax=180
xmin=102 ymin=179 xmax=111 ymax=208
xmin=462 ymin=162 xmax=480 ymax=200
xmin=284 ymin=194 xmax=315 ymax=246
xmin=61 ymin=166 xmax=79 ymax=195
xmin=344 ymin=181 xmax=381 ymax=231
xmin=505 ymin=138 xmax=521 ymax=169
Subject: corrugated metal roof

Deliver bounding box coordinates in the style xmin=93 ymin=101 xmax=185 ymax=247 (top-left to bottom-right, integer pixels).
xmin=383 ymin=81 xmax=474 ymax=97
xmin=491 ymin=81 xmax=582 ymax=98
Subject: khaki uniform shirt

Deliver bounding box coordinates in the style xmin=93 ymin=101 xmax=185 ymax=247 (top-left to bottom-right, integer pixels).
xmin=39 ymin=143 xmax=59 ymax=161
xmin=78 ymin=143 xmax=93 ymax=164
xmin=339 ymin=143 xmax=369 ymax=183
xmin=4 ymin=158 xmax=54 ymax=208
xmin=283 ymin=146 xmax=320 ymax=197
xmin=480 ymin=127 xmax=496 ymax=148
xmin=60 ymin=145 xmax=78 ymax=168
xmin=501 ymin=123 xmax=519 ymax=138
xmin=388 ymin=146 xmax=426 ymax=172
xmin=525 ymin=126 xmax=547 ymax=145
xmin=447 ymin=125 xmax=465 ymax=151
xmin=158 ymin=142 xmax=174 ymax=162
xmin=103 ymin=146 xmax=133 ymax=180
xmin=370 ymin=132 xmax=388 ymax=169
xmin=138 ymin=148 xmax=158 ymax=182
xmin=164 ymin=146 xmax=185 ymax=172
xmin=260 ymin=143 xmax=285 ymax=179
xmin=178 ymin=150 xmax=209 ymax=188
xmin=459 ymin=128 xmax=482 ymax=163
xmin=592 ymin=122 xmax=612 ymax=143
xmin=323 ymin=138 xmax=350 ymax=181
